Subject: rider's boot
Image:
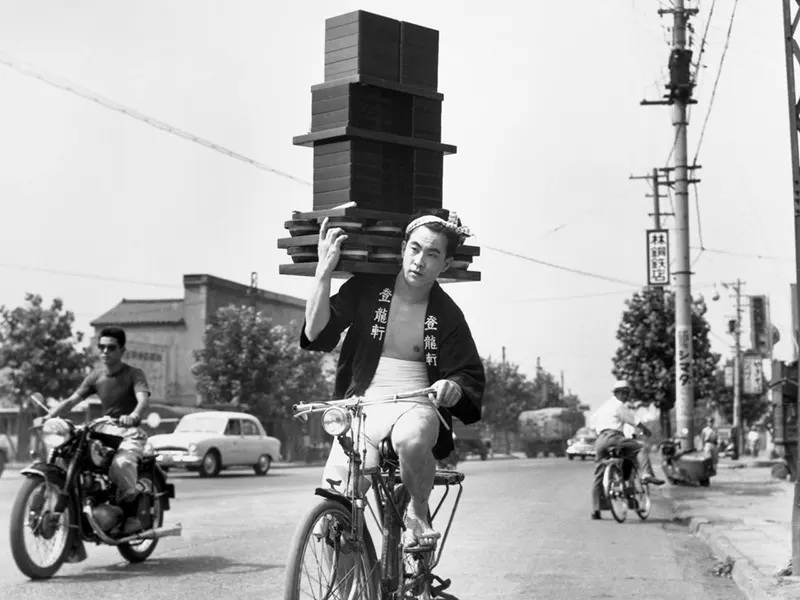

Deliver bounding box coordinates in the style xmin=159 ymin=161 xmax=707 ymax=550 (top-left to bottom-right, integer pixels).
xmin=642 ymin=473 xmax=665 ymax=486
xmin=119 ymin=493 xmax=143 ymax=535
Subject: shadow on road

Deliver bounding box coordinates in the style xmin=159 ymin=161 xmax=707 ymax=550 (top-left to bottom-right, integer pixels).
xmin=47 ymin=555 xmax=281 ymax=583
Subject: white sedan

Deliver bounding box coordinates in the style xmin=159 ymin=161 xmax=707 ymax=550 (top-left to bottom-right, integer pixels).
xmin=147 ymin=411 xmax=281 ymax=477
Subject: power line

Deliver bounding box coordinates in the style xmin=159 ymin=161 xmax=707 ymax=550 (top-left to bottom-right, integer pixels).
xmin=482 ymin=246 xmax=641 ymax=287
xmin=0 ymin=52 xmax=311 ymax=186
xmin=691 ymin=0 xmax=739 ymax=166
xmin=0 ymin=262 xmax=182 ymax=288
xmin=688 ymin=246 xmax=793 ymax=261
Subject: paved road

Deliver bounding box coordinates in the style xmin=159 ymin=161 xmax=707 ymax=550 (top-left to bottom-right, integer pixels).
xmin=0 ymin=457 xmax=743 ymax=599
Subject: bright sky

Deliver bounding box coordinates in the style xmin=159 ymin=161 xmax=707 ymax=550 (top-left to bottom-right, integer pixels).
xmin=0 ymin=1 xmax=793 ymax=410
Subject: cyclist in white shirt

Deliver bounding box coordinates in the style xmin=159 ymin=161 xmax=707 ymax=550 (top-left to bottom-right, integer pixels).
xmin=589 ymin=380 xmax=663 ymax=520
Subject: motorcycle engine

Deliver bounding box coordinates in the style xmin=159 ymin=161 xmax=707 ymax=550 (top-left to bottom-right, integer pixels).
xmin=92 ymin=503 xmax=123 ymax=531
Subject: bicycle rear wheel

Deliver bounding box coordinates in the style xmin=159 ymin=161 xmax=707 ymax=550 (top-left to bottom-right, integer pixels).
xmin=283 ymin=498 xmax=378 ymax=600
xmin=603 ymin=464 xmax=627 ymax=523
xmin=633 ymin=475 xmax=652 ymax=520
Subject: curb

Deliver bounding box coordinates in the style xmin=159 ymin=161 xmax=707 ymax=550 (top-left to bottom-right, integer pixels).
xmin=686 ymin=516 xmax=800 ymax=600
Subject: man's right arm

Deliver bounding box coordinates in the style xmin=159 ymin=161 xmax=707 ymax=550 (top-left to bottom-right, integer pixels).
xmin=43 ymin=373 xmax=94 ymax=421
xmin=304 ymin=217 xmax=347 ymax=342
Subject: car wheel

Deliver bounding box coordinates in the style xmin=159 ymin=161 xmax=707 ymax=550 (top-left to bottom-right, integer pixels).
xmin=580 ymin=456 xmax=586 ymax=461
xmin=253 ymin=454 xmax=271 ymax=476
xmin=199 ymin=450 xmax=221 ymax=477
xmin=568 ymin=455 xmax=574 ymax=461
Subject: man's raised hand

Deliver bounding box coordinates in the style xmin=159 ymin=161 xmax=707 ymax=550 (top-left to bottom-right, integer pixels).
xmin=315 ymin=217 xmax=348 ymax=277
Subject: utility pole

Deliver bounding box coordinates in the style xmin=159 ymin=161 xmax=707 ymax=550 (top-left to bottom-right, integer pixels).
xmin=780 ymin=0 xmax=800 ymax=573
xmin=642 ymin=0 xmax=698 ymax=450
xmin=723 ymin=279 xmax=744 ymax=459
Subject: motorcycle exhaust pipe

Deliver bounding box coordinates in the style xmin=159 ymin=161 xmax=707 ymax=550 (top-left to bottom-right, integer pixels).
xmin=83 ymin=504 xmax=182 ymax=545
xmin=116 ymin=523 xmax=183 ymax=545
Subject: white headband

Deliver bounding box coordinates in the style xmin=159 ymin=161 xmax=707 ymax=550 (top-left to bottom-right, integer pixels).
xmin=405 ymin=212 xmax=473 ymax=239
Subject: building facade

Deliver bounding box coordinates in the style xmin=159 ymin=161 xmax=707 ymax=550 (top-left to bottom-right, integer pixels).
xmin=91 ymin=274 xmax=306 ymax=407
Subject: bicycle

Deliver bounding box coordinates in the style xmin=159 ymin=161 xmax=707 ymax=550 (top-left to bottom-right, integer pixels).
xmin=283 ymin=388 xmax=464 ymax=600
xmin=601 ymin=445 xmax=652 ymax=523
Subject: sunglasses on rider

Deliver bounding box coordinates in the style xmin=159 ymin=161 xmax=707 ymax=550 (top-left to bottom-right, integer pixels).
xmin=97 ymin=343 xmax=119 ymax=352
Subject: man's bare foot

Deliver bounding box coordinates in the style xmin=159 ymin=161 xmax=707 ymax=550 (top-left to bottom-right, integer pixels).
xmin=403 ymin=515 xmax=441 ymax=548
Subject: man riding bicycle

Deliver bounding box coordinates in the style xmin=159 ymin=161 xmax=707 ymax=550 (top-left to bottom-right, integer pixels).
xmin=589 ymin=380 xmax=663 ymax=520
xmin=301 ymin=209 xmax=485 ymax=548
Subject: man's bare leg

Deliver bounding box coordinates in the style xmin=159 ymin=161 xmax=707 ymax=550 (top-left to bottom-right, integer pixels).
xmin=391 ymin=407 xmax=441 ymax=546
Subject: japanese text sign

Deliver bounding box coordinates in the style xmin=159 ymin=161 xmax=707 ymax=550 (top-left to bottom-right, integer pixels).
xmin=646 ymin=229 xmax=670 ymax=286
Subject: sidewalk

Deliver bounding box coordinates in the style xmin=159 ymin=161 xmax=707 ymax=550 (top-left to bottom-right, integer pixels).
xmin=661 ymin=455 xmax=800 ymax=600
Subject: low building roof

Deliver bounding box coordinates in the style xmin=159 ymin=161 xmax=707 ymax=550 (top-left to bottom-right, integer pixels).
xmin=91 ymin=298 xmax=185 ymax=326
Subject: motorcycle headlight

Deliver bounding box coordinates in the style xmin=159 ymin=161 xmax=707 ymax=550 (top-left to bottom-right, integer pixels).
xmin=41 ymin=418 xmax=73 ymax=450
xmin=143 ymin=442 xmax=155 ymax=457
xmin=322 ymin=407 xmax=351 ymax=436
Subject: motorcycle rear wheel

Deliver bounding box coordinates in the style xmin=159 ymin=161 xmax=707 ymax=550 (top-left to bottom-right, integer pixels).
xmin=10 ymin=477 xmax=73 ymax=579
xmin=604 ymin=464 xmax=628 ymax=523
xmin=117 ymin=475 xmax=164 ymax=562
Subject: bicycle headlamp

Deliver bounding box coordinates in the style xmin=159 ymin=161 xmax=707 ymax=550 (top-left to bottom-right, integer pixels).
xmin=322 ymin=407 xmax=352 ymax=436
xmin=41 ymin=418 xmax=73 ymax=450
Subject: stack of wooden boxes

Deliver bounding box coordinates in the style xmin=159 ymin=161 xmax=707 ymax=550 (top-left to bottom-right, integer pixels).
xmin=278 ymin=10 xmax=480 ymax=282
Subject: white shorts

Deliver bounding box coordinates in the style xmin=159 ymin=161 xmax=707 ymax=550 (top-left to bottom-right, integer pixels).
xmin=321 ymin=357 xmax=438 ymax=488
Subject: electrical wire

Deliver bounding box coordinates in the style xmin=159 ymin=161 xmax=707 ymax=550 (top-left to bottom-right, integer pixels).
xmin=688 ymin=247 xmax=793 ymax=261
xmin=482 ymin=246 xmax=641 ymax=287
xmin=0 ymin=52 xmax=311 ymax=186
xmin=0 ymin=262 xmax=182 ymax=288
xmin=691 ymin=0 xmax=739 ymax=166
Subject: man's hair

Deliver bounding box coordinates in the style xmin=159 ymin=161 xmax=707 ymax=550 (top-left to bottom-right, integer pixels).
xmin=99 ymin=326 xmax=126 ymax=348
xmin=404 ymin=209 xmax=465 ymax=258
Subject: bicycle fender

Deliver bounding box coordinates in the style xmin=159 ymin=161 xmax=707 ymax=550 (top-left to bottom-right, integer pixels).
xmin=314 ymin=487 xmax=353 ymax=511
xmin=21 ymin=462 xmax=67 ymax=487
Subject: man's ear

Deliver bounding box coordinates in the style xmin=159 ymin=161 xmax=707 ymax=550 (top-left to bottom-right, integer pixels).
xmin=442 ymin=256 xmax=453 ymax=273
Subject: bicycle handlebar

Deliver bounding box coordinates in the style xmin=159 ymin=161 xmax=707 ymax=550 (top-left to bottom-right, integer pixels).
xmin=292 ymin=387 xmax=438 ymax=419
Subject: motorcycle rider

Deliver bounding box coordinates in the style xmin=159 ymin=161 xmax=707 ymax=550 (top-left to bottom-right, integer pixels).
xmin=39 ymin=326 xmax=150 ymax=536
xmin=589 ymin=380 xmax=664 ymax=520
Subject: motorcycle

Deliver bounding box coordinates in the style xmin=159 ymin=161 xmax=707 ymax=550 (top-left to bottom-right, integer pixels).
xmin=9 ymin=414 xmax=181 ymax=579
xmin=660 ymin=438 xmax=715 ymax=487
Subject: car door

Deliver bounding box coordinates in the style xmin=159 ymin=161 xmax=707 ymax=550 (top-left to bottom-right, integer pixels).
xmin=224 ymin=418 xmax=244 ymax=464
xmin=240 ymin=418 xmax=261 ymax=464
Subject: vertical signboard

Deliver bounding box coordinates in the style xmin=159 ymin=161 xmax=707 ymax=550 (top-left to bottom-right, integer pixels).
xmin=646 ymin=229 xmax=670 ymax=286
xmin=742 ymin=353 xmax=764 ymax=396
xmin=749 ymin=295 xmax=769 ymax=356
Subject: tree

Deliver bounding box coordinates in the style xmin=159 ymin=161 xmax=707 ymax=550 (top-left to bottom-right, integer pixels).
xmin=481 ymin=357 xmax=537 ymax=453
xmin=0 ymin=293 xmax=91 ymax=402
xmin=0 ymin=293 xmax=92 ymax=460
xmin=191 ymin=304 xmax=333 ymax=460
xmin=611 ymin=288 xmax=720 ymax=437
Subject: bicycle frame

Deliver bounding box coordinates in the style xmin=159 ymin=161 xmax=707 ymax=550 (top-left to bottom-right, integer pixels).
xmin=292 ymin=389 xmax=464 ymax=599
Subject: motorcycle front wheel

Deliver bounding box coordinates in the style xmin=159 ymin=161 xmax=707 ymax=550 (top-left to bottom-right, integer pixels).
xmin=118 ymin=474 xmax=164 ymax=562
xmin=9 ymin=476 xmax=73 ymax=579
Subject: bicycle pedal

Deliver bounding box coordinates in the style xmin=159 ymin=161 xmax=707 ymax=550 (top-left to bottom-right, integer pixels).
xmin=404 ymin=543 xmax=436 ymax=554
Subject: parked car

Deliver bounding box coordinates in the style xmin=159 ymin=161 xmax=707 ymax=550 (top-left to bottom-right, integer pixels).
xmin=566 ymin=427 xmax=597 ymax=460
xmin=147 ymin=411 xmax=281 ymax=477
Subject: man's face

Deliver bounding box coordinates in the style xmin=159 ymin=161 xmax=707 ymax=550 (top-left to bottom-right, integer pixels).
xmin=614 ymin=389 xmax=632 ymax=405
xmin=97 ymin=335 xmax=124 ymax=368
xmin=400 ymin=226 xmax=452 ymax=288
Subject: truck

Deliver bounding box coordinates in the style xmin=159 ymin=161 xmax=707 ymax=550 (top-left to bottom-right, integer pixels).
xmin=518 ymin=407 xmax=584 ymax=458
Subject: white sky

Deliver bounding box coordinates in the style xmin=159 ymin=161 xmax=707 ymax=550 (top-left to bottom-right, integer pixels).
xmin=0 ymin=1 xmax=793 ymax=410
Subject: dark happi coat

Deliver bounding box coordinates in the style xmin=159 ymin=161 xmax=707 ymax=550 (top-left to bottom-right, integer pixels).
xmin=300 ymin=274 xmax=485 ymax=458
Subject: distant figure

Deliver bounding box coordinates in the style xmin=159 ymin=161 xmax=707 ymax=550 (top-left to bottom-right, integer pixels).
xmin=747 ymin=428 xmax=760 ymax=458
xmin=701 ymin=417 xmax=719 ymax=468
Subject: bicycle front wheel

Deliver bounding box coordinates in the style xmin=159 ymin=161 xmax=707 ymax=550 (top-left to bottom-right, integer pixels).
xmin=633 ymin=475 xmax=652 ymax=520
xmin=283 ymin=498 xmax=379 ymax=600
xmin=603 ymin=464 xmax=627 ymax=523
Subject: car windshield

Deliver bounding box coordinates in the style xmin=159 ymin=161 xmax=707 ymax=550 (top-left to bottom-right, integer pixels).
xmin=174 ymin=415 xmax=225 ymax=434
